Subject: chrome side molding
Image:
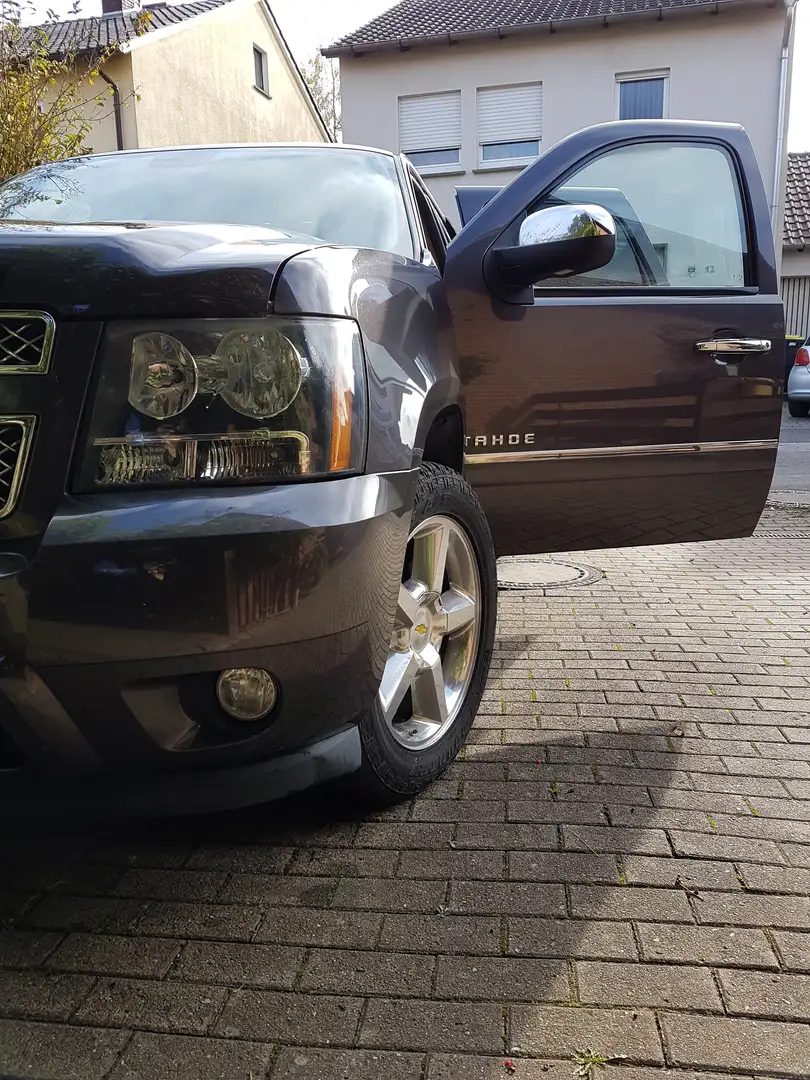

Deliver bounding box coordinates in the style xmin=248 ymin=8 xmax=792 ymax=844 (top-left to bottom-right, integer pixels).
xmin=464 ymin=439 xmax=779 ymax=467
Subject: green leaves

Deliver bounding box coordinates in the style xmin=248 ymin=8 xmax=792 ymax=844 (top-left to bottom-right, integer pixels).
xmin=0 ymin=0 xmax=136 ymax=183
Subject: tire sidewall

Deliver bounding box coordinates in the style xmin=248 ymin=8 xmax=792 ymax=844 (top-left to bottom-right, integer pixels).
xmin=358 ymin=464 xmax=497 ymax=798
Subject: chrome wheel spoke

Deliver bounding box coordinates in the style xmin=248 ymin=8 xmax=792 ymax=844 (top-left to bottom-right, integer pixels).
xmin=378 ymin=649 xmax=419 ymax=722
xmin=411 ymin=646 xmax=448 ymax=727
xmin=396 ymin=581 xmax=422 ymax=628
xmin=411 ymin=521 xmax=449 ymax=593
xmin=440 ymin=586 xmax=477 ymax=635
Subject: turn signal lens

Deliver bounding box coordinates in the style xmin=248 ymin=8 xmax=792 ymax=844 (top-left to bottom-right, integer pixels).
xmin=128 ymin=333 xmax=198 ymax=418
xmin=329 ymin=379 xmax=354 ymax=472
xmin=795 ymin=347 xmax=810 ymax=367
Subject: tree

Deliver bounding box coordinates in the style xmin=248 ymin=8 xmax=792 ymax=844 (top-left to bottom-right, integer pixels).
xmin=300 ymin=53 xmax=340 ymax=142
xmin=0 ymin=0 xmax=148 ymax=184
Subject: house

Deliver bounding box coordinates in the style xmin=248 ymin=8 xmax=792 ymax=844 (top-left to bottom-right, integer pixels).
xmin=326 ymin=0 xmax=796 ymax=257
xmin=34 ymin=0 xmax=328 ymax=154
xmin=783 ymin=152 xmax=810 ymax=338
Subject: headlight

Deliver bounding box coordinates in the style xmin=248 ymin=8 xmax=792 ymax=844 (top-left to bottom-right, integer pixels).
xmin=128 ymin=333 xmax=199 ymax=419
xmin=74 ymin=317 xmax=366 ymax=491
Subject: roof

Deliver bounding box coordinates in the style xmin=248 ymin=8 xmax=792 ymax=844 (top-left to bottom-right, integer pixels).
xmin=784 ymin=152 xmax=810 ymax=249
xmin=25 ymin=0 xmax=234 ymax=56
xmin=325 ymin=0 xmax=756 ymax=54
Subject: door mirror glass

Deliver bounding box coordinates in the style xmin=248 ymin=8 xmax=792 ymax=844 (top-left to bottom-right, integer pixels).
xmin=488 ymin=204 xmax=616 ymax=290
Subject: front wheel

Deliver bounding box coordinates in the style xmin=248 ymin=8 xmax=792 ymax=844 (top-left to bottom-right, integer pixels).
xmin=356 ymin=463 xmax=497 ymax=802
xmin=788 ymin=399 xmax=810 ymax=418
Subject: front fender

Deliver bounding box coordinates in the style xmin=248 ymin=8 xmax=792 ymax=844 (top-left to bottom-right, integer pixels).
xmin=272 ymin=245 xmax=462 ymax=475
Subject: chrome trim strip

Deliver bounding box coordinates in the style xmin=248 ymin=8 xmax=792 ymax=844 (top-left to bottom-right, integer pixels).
xmin=0 ymin=311 xmax=55 ymax=374
xmin=0 ymin=416 xmax=36 ymax=519
xmin=464 ymin=439 xmax=779 ymax=466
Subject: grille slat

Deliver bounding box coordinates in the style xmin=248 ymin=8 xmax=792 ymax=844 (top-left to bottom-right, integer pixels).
xmin=0 ymin=418 xmax=35 ymax=519
xmin=0 ymin=312 xmax=54 ymax=373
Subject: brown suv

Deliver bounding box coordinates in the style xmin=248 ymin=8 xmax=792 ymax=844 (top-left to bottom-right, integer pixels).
xmin=0 ymin=120 xmax=783 ymax=813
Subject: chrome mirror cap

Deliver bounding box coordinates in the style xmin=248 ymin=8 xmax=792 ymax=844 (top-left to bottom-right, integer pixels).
xmin=519 ymin=203 xmax=616 ymax=247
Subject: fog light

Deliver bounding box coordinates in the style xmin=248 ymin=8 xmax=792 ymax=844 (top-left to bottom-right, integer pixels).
xmin=216 ymin=668 xmax=278 ymax=721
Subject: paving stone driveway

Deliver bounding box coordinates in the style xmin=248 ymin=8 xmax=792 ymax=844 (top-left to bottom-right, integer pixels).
xmin=2 ymin=502 xmax=810 ymax=1080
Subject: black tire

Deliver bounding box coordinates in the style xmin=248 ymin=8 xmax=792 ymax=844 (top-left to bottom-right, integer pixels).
xmin=788 ymin=400 xmax=810 ymax=418
xmin=355 ymin=462 xmax=497 ymax=804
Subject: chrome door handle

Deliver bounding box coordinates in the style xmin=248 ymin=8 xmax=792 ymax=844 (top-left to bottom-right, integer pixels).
xmin=694 ymin=338 xmax=771 ymax=356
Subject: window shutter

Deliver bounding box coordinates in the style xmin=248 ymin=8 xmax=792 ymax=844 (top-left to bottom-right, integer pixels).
xmin=619 ymin=78 xmax=665 ymax=120
xmin=477 ymin=84 xmax=542 ymax=145
xmin=399 ymin=92 xmax=462 ymax=153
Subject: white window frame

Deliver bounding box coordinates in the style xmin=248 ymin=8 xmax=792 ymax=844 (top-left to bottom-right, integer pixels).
xmin=615 ymin=69 xmax=670 ymax=120
xmin=253 ymin=44 xmax=270 ymax=98
xmin=398 ymin=91 xmax=463 ymax=177
xmin=477 ymin=82 xmax=543 ymax=171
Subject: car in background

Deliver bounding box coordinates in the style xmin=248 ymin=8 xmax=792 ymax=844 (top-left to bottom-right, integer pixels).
xmin=787 ymin=338 xmax=810 ymax=416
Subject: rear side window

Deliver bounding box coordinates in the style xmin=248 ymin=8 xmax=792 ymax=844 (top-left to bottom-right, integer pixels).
xmin=532 ymin=142 xmax=748 ymax=290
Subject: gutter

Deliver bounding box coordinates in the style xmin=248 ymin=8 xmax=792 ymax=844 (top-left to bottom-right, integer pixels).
xmin=771 ymin=0 xmax=796 ymax=230
xmin=98 ymin=69 xmax=124 ymax=151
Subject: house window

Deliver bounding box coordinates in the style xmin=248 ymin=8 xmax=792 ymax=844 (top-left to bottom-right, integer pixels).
xmin=399 ymin=91 xmax=462 ymax=174
xmin=253 ymin=45 xmax=269 ymax=96
xmin=477 ymin=83 xmax=542 ymax=168
xmin=617 ymin=72 xmax=668 ymax=120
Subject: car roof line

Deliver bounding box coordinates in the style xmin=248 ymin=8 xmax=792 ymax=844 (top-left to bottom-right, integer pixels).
xmin=51 ymin=143 xmax=397 ymax=164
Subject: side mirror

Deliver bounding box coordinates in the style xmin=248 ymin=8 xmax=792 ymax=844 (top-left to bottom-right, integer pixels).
xmin=487 ymin=204 xmax=617 ymax=291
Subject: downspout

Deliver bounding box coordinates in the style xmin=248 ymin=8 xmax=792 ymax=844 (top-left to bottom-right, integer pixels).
xmin=99 ymin=69 xmax=124 ymax=151
xmin=771 ymin=0 xmax=796 ymax=229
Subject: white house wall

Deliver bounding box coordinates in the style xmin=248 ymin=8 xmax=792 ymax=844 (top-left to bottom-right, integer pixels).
xmin=339 ymin=7 xmax=785 ymax=226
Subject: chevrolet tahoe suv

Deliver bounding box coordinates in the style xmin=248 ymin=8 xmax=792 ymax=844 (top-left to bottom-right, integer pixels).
xmin=0 ymin=120 xmax=783 ymax=813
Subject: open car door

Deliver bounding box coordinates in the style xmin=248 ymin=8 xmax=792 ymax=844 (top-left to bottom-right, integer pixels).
xmin=444 ymin=120 xmax=783 ymax=556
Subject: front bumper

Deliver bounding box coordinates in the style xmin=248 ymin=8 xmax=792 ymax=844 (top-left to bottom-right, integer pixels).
xmin=0 ymin=471 xmax=412 ymax=811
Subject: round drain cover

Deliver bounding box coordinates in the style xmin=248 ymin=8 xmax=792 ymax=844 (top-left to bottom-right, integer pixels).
xmin=497 ymin=557 xmax=603 ymax=591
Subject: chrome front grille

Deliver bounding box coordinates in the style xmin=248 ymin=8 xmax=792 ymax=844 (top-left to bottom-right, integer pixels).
xmin=0 ymin=311 xmax=54 ymax=373
xmin=0 ymin=418 xmax=35 ymax=519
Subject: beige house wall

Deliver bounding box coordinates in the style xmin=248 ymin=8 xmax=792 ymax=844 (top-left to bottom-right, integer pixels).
xmin=128 ymin=0 xmax=325 ymax=147
xmin=339 ymin=6 xmax=786 ymax=226
xmin=783 ymin=248 xmax=810 ymax=277
xmin=44 ymin=52 xmax=136 ymax=155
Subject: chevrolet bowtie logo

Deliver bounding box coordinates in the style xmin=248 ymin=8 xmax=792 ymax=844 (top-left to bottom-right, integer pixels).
xmin=414 ymin=623 xmax=427 ymax=634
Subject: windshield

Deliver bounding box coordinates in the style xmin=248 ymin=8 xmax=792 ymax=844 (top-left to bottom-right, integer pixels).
xmin=0 ymin=145 xmax=415 ymax=258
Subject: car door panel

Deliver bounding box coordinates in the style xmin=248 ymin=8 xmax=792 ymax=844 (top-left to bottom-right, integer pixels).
xmin=443 ymin=120 xmax=782 ymax=556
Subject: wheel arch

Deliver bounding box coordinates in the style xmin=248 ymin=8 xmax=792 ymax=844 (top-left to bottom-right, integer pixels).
xmin=414 ymin=390 xmax=465 ymax=474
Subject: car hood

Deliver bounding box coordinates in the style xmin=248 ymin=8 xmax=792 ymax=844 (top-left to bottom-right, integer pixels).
xmin=0 ymin=220 xmax=324 ymax=319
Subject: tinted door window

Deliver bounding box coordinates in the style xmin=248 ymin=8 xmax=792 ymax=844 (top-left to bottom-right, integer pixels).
xmin=408 ymin=170 xmax=451 ymax=269
xmin=533 ymin=142 xmax=748 ymax=289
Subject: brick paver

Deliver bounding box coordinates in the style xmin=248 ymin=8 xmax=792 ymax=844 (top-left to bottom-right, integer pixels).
xmin=3 ymin=501 xmax=810 ymax=1077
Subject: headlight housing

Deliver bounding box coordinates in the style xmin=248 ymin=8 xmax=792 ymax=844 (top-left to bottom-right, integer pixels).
xmin=75 ymin=317 xmax=367 ymax=491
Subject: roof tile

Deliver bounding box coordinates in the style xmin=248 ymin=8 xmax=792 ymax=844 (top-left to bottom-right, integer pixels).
xmin=784 ymin=152 xmax=810 ymax=248
xmin=25 ymin=0 xmax=234 ymax=57
xmin=327 ymin=0 xmax=726 ymax=52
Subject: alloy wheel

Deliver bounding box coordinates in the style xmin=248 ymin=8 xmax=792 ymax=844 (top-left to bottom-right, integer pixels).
xmin=378 ymin=514 xmax=481 ymax=751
